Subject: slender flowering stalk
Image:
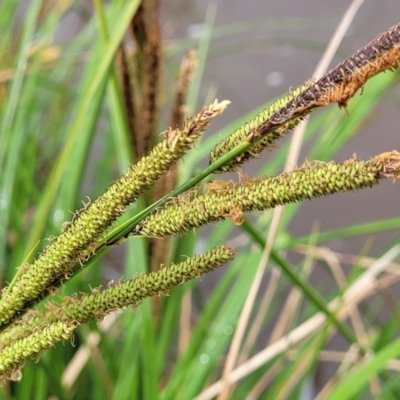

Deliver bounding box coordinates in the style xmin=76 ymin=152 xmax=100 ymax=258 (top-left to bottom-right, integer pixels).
xmin=210 ymin=22 xmax=400 ymax=172
xmin=169 ymin=49 xmax=197 ymax=128
xmin=0 ymin=100 xmax=230 ymax=327
xmin=134 ymin=151 xmax=400 ymax=238
xmin=0 ymin=246 xmax=234 ymax=347
xmin=0 ymin=321 xmax=77 ymax=381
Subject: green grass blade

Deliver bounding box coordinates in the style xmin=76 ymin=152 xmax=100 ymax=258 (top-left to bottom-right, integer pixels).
xmin=23 ymin=0 xmax=140 ymax=259
xmin=0 ymin=0 xmax=42 ymax=167
xmin=326 ymin=337 xmax=400 ymax=400
xmin=241 ymin=220 xmax=359 ymax=345
xmin=291 ymin=217 xmax=400 ymax=248
xmin=0 ymin=0 xmax=42 ymax=270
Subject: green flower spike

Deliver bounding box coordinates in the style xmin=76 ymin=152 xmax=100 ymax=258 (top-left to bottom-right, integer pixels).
xmin=0 ymin=321 xmax=77 ymax=381
xmin=0 ymin=312 xmax=45 ymax=349
xmin=56 ymin=244 xmax=234 ymax=324
xmin=0 ymin=245 xmax=234 ymax=346
xmin=210 ymin=22 xmax=400 ymax=173
xmin=135 ymin=151 xmax=400 ymax=238
xmin=209 ymin=82 xmax=312 ymax=173
xmin=0 ymin=100 xmax=230 ymax=327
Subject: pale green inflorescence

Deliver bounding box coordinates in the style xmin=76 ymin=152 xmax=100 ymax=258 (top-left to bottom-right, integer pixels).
xmin=59 ymin=244 xmax=234 ymax=323
xmin=0 ymin=313 xmax=44 ymax=349
xmin=0 ymin=321 xmax=76 ymax=379
xmin=209 ymin=84 xmax=312 ymax=173
xmin=135 ymin=152 xmax=400 ymax=238
xmin=0 ymin=100 xmax=230 ymax=326
xmin=0 ymin=245 xmax=234 ymax=346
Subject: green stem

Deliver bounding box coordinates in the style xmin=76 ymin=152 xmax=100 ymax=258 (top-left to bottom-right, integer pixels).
xmin=104 ymin=139 xmax=253 ymax=245
xmin=241 ymin=220 xmax=363 ymax=349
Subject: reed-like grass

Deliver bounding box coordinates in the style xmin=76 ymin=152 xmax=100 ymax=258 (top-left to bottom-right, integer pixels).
xmin=0 ymin=1 xmax=399 ymax=399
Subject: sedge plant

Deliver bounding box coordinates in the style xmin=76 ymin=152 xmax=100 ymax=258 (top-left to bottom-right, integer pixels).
xmin=1 ymin=2 xmax=400 ymax=399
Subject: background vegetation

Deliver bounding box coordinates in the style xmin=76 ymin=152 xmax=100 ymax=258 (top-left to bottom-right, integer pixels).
xmin=0 ymin=1 xmax=399 ymax=399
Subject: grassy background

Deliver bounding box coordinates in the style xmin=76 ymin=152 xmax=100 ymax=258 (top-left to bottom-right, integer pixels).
xmin=0 ymin=1 xmax=400 ymax=399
